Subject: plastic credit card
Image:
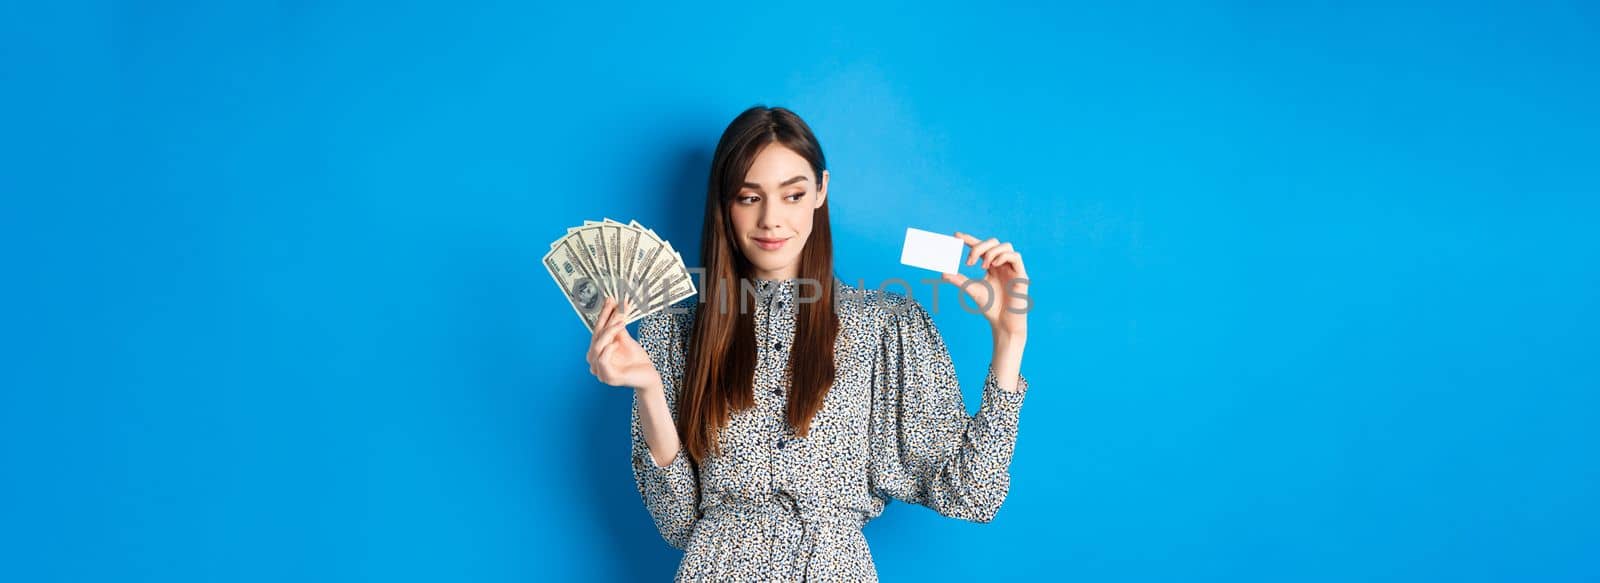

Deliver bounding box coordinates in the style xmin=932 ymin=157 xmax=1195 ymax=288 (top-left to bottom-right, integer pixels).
xmin=900 ymin=227 xmax=965 ymax=274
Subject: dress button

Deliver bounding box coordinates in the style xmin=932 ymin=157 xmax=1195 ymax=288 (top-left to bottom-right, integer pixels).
xmin=772 ymin=388 xmax=782 ymax=396
xmin=777 ymin=439 xmax=786 ymax=449
xmin=772 ymin=341 xmax=782 ymax=351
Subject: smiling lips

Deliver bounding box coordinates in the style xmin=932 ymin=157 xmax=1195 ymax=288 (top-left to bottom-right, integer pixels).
xmin=753 ymin=236 xmax=789 ymax=251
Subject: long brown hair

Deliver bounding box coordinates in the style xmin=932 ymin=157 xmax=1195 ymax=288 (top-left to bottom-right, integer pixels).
xmin=678 ymin=105 xmax=839 ymax=462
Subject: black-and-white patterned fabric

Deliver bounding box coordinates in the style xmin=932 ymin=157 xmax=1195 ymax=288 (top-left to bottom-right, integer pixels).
xmin=631 ymin=277 xmax=1028 ymax=581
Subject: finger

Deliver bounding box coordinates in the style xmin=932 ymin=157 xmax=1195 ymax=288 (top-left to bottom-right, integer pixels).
xmin=587 ymin=317 xmax=615 ymax=363
xmin=601 ymin=318 xmax=630 ymax=345
xmin=945 ymin=271 xmax=991 ymax=307
xmin=953 ymin=231 xmax=981 ymax=246
xmin=988 ymin=250 xmax=1020 ymax=270
xmin=968 ymin=237 xmax=1000 ymax=266
xmin=587 ymin=340 xmax=599 ymax=373
xmin=596 ymin=343 xmax=620 ymax=382
xmin=1007 ymin=251 xmax=1028 ymax=279
xmin=587 ymin=320 xmax=603 ymax=359
xmin=593 ymin=297 xmax=617 ymax=334
xmin=989 ymin=251 xmax=1028 ymax=281
xmin=980 ymin=242 xmax=1014 ymax=269
xmin=588 ymin=318 xmax=628 ymax=362
xmin=607 ymin=297 xmax=624 ymax=326
xmin=586 ymin=316 xmax=608 ymax=363
xmin=992 ymin=252 xmax=1029 ymax=290
xmin=941 ymin=271 xmax=970 ymax=288
xmin=594 ymin=319 xmax=630 ymax=353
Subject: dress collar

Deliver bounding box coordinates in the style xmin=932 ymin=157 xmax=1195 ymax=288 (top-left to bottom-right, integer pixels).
xmin=752 ymin=277 xmax=798 ymax=298
xmin=748 ymin=277 xmax=800 ymax=317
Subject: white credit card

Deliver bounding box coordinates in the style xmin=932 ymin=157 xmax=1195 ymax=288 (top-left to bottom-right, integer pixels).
xmin=900 ymin=227 xmax=965 ymax=274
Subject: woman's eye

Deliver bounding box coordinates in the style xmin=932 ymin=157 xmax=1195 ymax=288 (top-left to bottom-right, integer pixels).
xmin=786 ymin=192 xmax=804 ymax=201
xmin=738 ymin=195 xmax=759 ymax=204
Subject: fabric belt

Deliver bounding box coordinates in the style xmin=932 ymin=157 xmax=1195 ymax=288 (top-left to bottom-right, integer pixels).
xmin=703 ymin=492 xmax=863 ymax=529
xmin=702 ymin=492 xmax=865 ymax=579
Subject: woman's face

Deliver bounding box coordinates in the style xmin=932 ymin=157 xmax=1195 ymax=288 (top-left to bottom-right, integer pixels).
xmin=729 ymin=143 xmax=829 ymax=281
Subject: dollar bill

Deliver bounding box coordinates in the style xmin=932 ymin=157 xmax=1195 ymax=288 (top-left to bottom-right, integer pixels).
xmin=546 ymin=218 xmax=699 ymax=330
xmin=543 ymin=236 xmax=605 ymax=332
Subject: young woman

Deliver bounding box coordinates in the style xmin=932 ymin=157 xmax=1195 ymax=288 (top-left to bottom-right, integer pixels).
xmin=584 ymin=106 xmax=1030 ymax=581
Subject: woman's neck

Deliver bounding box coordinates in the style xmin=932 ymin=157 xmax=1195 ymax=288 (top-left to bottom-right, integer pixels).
xmin=749 ymin=267 xmax=799 ymax=282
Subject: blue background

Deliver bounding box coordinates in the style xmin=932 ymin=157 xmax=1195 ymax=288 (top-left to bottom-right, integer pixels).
xmin=3 ymin=1 xmax=1597 ymax=581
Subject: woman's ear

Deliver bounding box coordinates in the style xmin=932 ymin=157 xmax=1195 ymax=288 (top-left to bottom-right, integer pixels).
xmin=816 ymin=170 xmax=829 ymax=208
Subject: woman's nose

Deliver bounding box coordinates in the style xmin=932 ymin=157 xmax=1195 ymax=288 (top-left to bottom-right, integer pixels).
xmin=758 ymin=200 xmax=781 ymax=228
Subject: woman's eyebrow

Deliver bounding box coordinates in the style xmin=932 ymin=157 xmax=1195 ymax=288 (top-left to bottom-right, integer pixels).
xmin=741 ymin=175 xmax=810 ymax=191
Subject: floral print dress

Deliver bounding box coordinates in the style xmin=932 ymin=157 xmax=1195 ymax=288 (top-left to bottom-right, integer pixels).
xmin=630 ymin=277 xmax=1029 ymax=581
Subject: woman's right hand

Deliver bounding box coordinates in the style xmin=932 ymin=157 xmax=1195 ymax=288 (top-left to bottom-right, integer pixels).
xmin=586 ymin=297 xmax=661 ymax=391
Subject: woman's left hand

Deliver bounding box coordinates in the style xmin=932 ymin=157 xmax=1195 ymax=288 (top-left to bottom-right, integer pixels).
xmin=942 ymin=232 xmax=1029 ymax=343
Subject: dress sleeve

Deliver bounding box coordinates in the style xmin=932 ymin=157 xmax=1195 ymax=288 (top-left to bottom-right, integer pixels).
xmin=630 ymin=308 xmax=700 ymax=550
xmin=868 ymin=296 xmax=1029 ymax=523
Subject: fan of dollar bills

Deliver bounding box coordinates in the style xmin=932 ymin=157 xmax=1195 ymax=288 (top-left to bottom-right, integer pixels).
xmin=543 ymin=218 xmax=697 ymax=331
